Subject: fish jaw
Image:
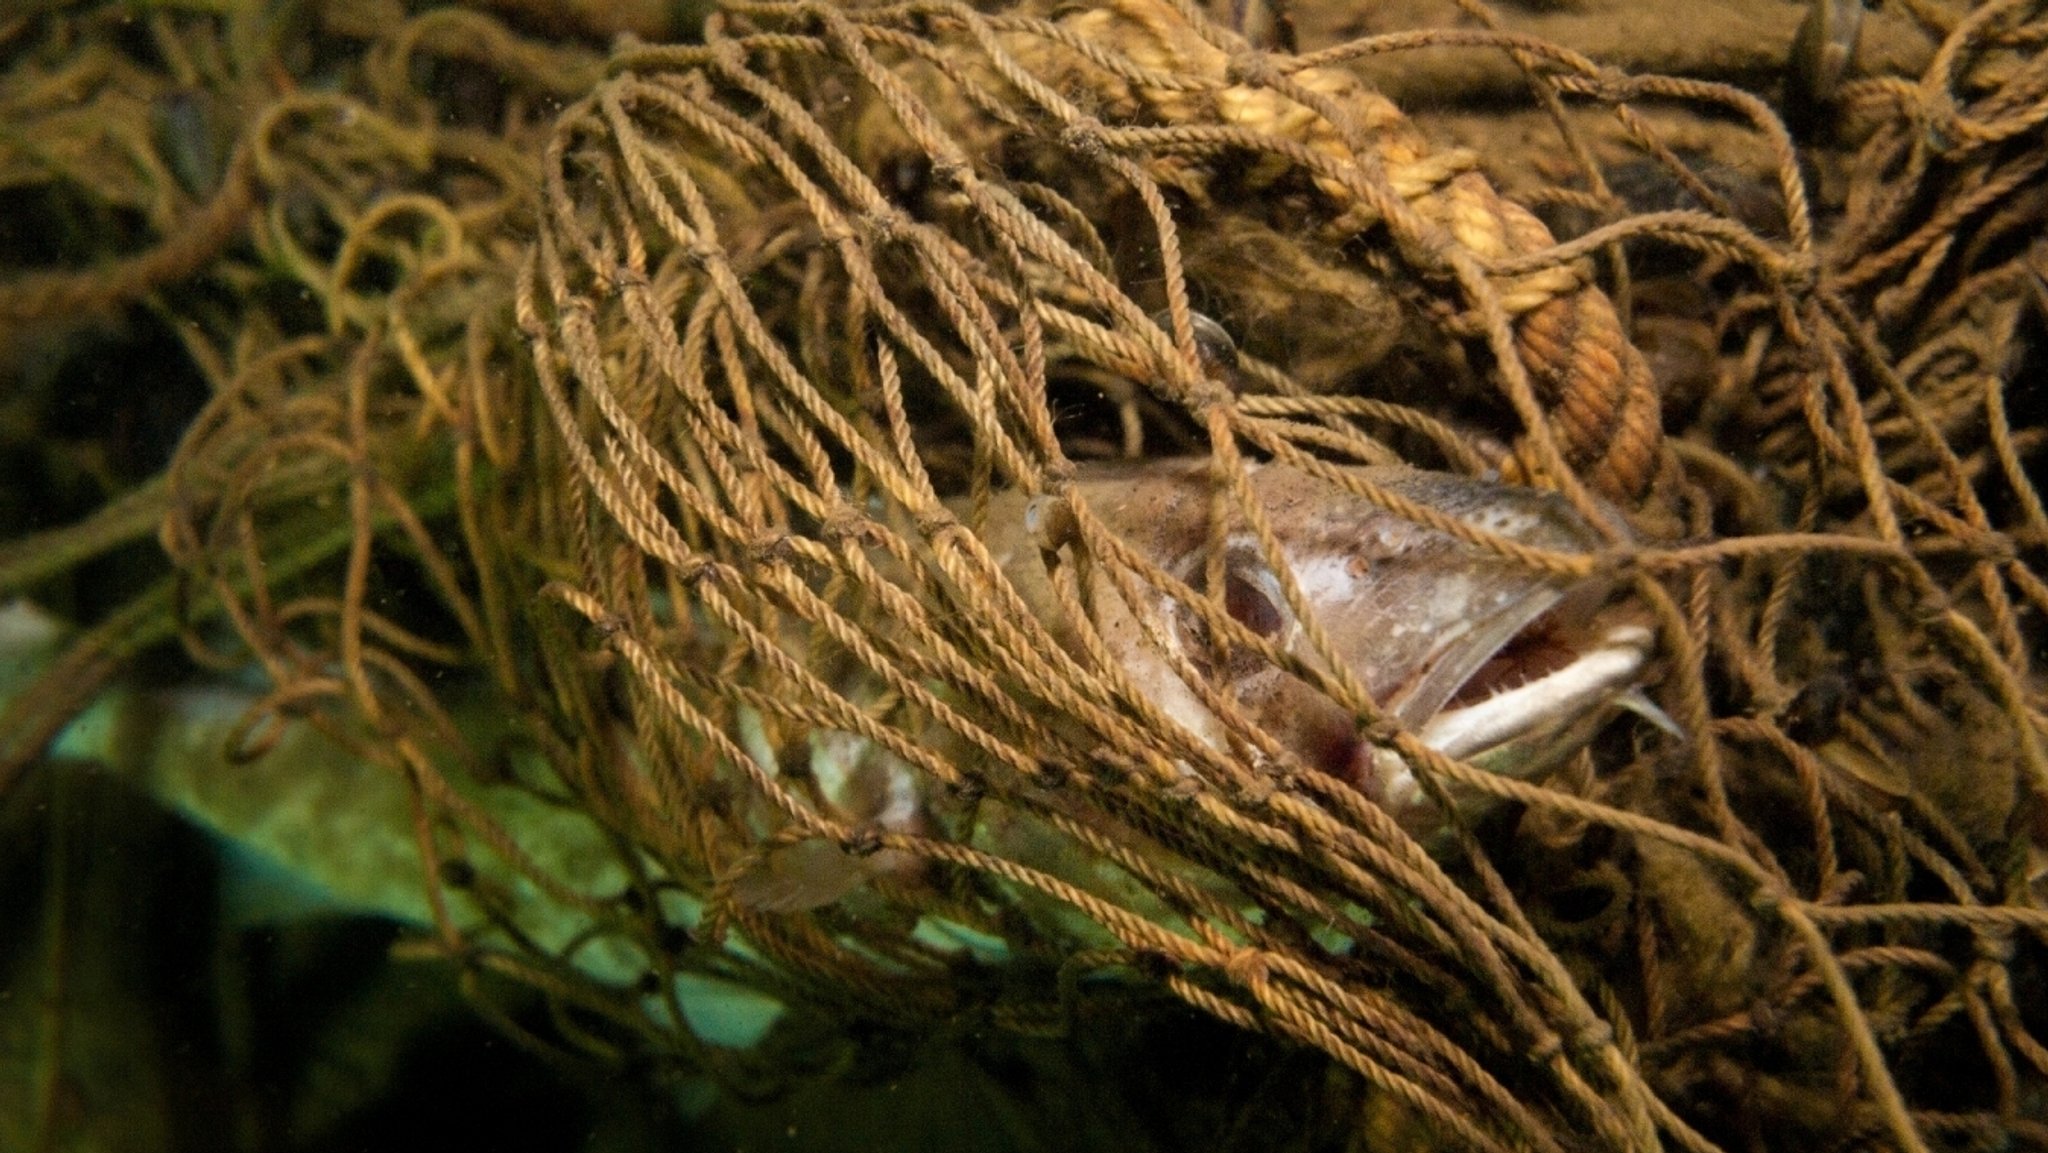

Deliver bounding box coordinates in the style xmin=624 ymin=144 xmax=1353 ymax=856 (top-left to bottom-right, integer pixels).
xmin=1416 ymin=622 xmax=1657 ymax=766
xmin=1368 ymin=620 xmax=1661 ymax=821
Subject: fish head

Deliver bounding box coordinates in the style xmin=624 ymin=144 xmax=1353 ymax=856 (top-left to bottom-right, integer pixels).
xmin=997 ymin=460 xmax=1663 ymax=831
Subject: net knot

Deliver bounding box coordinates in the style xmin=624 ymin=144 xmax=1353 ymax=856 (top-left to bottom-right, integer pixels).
xmin=840 ymin=823 xmax=887 ymax=858
xmin=608 ymin=263 xmax=651 ymax=296
xmin=1235 ymin=774 xmax=1278 ymax=809
xmin=1976 ymin=930 xmax=2015 ymax=965
xmin=1038 ymin=457 xmax=1077 ymax=488
xmin=558 ymin=292 xmax=598 ymax=324
xmin=1182 ymin=381 xmax=1236 ymax=416
xmin=926 ymin=156 xmax=972 ymax=190
xmin=1359 ymin=718 xmax=1403 ymax=747
xmin=1773 ymin=250 xmax=1819 ymax=296
xmin=1910 ymin=89 xmax=1964 ymax=155
xmin=916 ymin=506 xmax=964 ymax=541
xmin=747 ymin=531 xmax=798 ymax=568
xmin=1569 ymin=1015 xmax=1616 ymax=1056
xmin=1908 ymin=590 xmax=1950 ymax=627
xmin=1960 ymin=529 xmax=2017 ymax=565
xmin=856 ymin=205 xmax=910 ymax=244
xmin=1225 ymin=50 xmax=1282 ymax=90
xmin=1590 ymin=64 xmax=1634 ymax=93
xmin=676 ymin=556 xmax=722 ymax=586
xmin=1748 ymin=995 xmax=1783 ymax=1038
xmin=1594 ymin=547 xmax=1645 ymax=581
xmin=1059 ymin=118 xmax=1109 ymax=160
xmin=515 ymin=299 xmax=548 ymax=342
xmin=822 ymin=507 xmax=883 ymax=547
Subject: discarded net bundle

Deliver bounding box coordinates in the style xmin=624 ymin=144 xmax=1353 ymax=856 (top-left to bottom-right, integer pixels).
xmin=509 ymin=0 xmax=2043 ymax=1148
xmin=2 ymin=0 xmax=2045 ymax=1148
xmin=0 ymin=0 xmax=615 ymax=994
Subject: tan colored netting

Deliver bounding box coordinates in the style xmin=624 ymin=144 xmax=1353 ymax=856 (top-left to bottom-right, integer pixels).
xmin=509 ymin=1 xmax=2048 ymax=1148
xmin=2 ymin=0 xmax=2046 ymax=1149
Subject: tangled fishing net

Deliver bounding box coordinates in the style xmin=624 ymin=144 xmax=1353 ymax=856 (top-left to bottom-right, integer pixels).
xmin=3 ymin=0 xmax=2047 ymax=1148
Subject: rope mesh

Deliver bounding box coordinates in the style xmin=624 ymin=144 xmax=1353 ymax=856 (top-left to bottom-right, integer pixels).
xmin=2 ymin=0 xmax=2045 ymax=1148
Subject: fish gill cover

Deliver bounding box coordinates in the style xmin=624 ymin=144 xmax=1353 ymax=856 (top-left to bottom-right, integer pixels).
xmin=0 ymin=0 xmax=2045 ymax=1150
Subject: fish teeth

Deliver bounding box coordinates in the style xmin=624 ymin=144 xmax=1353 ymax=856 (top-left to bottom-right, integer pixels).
xmin=1614 ymin=687 xmax=1684 ymax=740
xmin=1416 ymin=623 xmax=1655 ymax=766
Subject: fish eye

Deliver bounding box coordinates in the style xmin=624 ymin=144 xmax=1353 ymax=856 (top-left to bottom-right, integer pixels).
xmin=1168 ymin=557 xmax=1289 ymax=683
xmin=1223 ymin=568 xmax=1285 ymax=639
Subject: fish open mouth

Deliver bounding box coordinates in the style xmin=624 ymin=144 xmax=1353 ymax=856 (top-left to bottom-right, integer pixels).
xmin=984 ymin=459 xmax=1675 ymax=828
xmin=1416 ymin=617 xmax=1663 ymax=763
xmin=1363 ymin=587 xmax=1674 ymax=817
xmin=1363 ymin=559 xmax=1667 ymax=756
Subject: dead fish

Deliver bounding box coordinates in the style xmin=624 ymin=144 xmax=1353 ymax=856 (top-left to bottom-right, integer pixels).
xmin=0 ymin=445 xmax=1673 ymax=1054
xmin=737 ymin=455 xmax=1673 ymax=911
xmin=980 ymin=460 xmax=1667 ymax=832
xmin=11 ymin=452 xmax=1666 ymax=929
xmin=751 ymin=457 xmax=1670 ymax=914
